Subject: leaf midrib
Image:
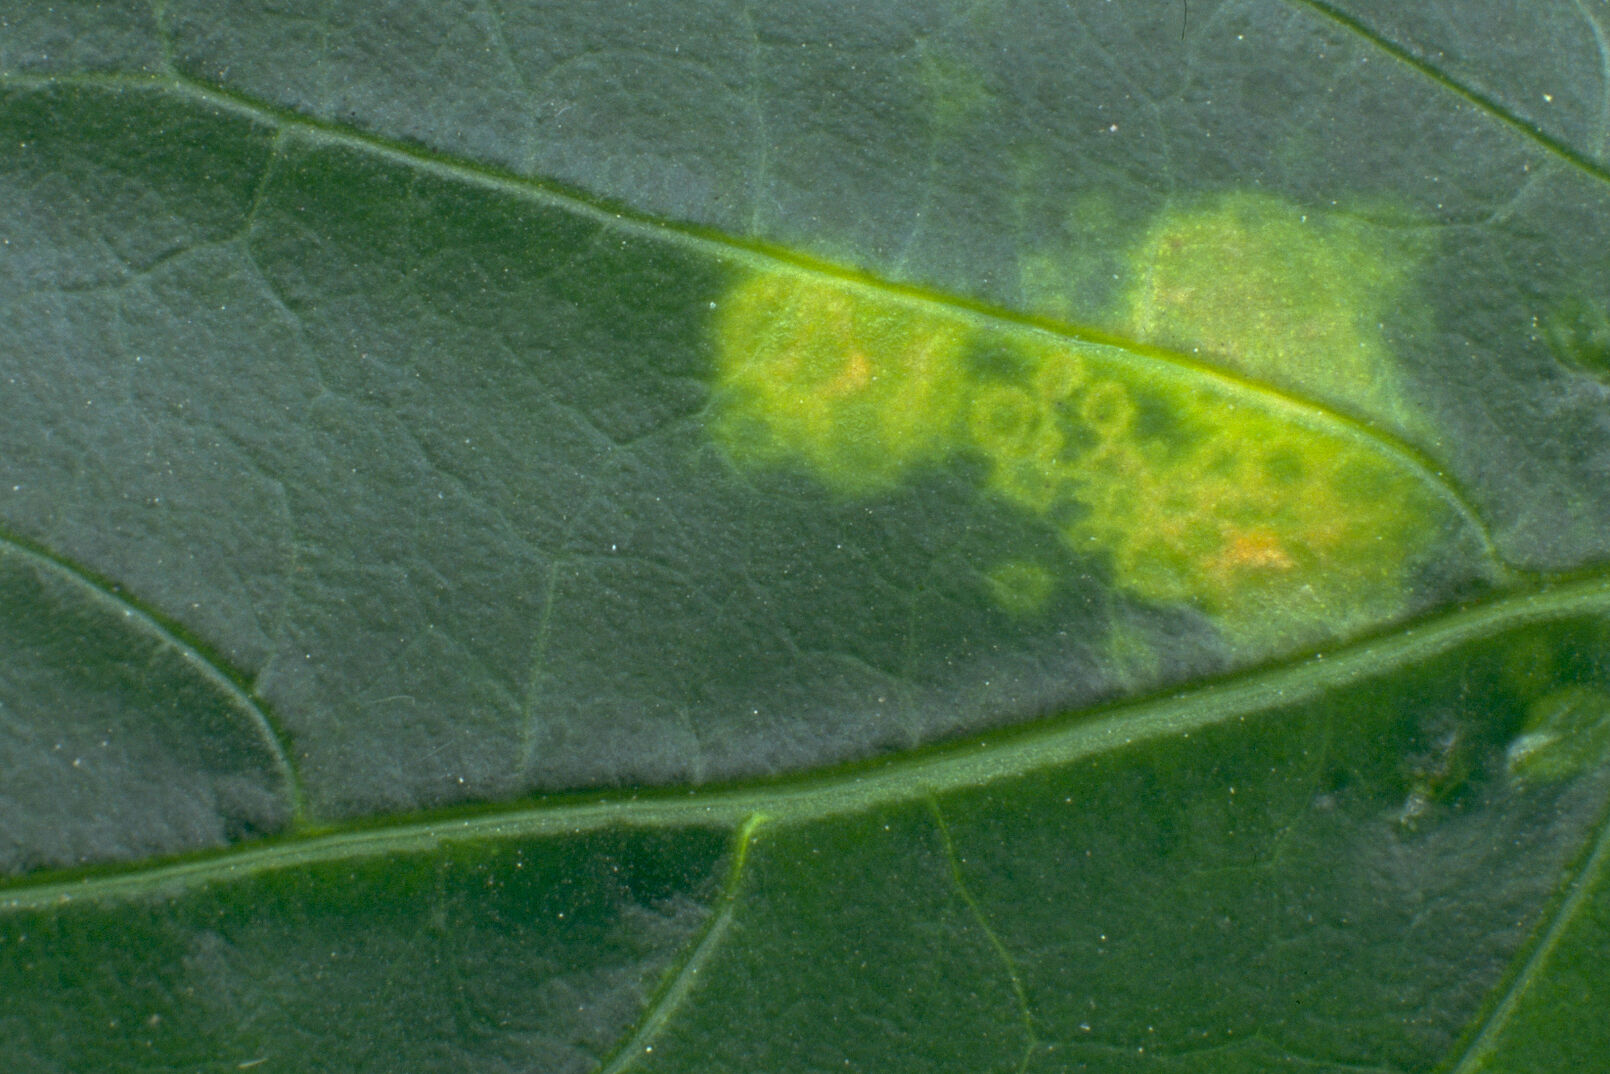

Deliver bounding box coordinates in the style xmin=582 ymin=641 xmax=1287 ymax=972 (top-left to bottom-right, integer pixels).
xmin=5 ymin=570 xmax=1609 ymax=911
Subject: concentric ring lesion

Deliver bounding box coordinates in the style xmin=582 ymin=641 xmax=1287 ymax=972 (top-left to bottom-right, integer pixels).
xmin=705 ymin=193 xmax=1500 ymax=651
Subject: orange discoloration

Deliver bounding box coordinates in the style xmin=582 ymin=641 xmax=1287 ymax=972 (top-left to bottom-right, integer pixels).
xmin=1215 ymin=531 xmax=1296 ymax=572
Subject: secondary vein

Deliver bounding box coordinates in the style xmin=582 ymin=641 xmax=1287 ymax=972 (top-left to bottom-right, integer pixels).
xmin=1443 ymin=766 xmax=1610 ymax=1073
xmin=1286 ymin=0 xmax=1610 ymax=188
xmin=593 ymin=812 xmax=767 ymax=1074
xmin=0 ymin=528 xmax=308 ymax=825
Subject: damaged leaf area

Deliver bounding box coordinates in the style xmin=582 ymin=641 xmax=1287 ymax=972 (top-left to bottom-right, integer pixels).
xmin=5 ymin=1 xmax=1610 ymax=1071
xmin=710 ymin=194 xmax=1499 ymax=648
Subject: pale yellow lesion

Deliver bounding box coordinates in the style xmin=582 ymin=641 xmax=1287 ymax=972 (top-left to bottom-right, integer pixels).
xmin=968 ymin=342 xmax=1449 ymax=646
xmin=705 ymin=192 xmax=1475 ymax=650
xmin=709 ymin=272 xmax=971 ymax=491
xmin=1120 ymin=192 xmax=1426 ymax=433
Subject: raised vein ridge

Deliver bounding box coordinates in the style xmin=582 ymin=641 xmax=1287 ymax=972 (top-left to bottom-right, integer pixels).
xmin=4 ymin=571 xmax=1608 ymax=911
xmin=1446 ymin=757 xmax=1610 ymax=1071
xmin=0 ymin=527 xmax=307 ymax=824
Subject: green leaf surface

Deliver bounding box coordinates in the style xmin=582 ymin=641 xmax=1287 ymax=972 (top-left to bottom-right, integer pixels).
xmin=3 ymin=1 xmax=1610 ymax=1070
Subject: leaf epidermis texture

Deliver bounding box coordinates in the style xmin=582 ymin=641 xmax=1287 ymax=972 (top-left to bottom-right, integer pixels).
xmin=5 ymin=1 xmax=1610 ymax=1070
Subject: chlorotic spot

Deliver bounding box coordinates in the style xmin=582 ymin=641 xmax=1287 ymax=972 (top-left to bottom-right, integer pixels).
xmin=965 ymin=334 xmax=1456 ymax=648
xmin=1101 ymin=615 xmax=1168 ymax=692
xmin=709 ymin=271 xmax=971 ymax=491
xmin=917 ymin=42 xmax=993 ymax=131
xmin=1544 ymin=296 xmax=1610 ymax=377
xmin=707 ymin=195 xmax=1483 ymax=650
xmin=1121 ymin=192 xmax=1424 ymax=430
xmin=984 ymin=559 xmax=1057 ymax=615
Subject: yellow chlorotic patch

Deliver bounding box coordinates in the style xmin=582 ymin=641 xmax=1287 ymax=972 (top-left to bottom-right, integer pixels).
xmin=1101 ymin=616 xmax=1168 ymax=693
xmin=1122 ymin=192 xmax=1423 ymax=430
xmin=967 ymin=336 xmax=1453 ymax=647
xmin=707 ymin=194 xmax=1476 ymax=649
xmin=709 ymin=271 xmax=971 ymax=491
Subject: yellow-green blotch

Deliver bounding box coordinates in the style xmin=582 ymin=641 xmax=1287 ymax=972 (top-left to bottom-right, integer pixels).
xmin=707 ymin=194 xmax=1472 ymax=649
xmin=1122 ymin=192 xmax=1423 ymax=431
xmin=967 ymin=335 xmax=1455 ymax=647
xmin=1545 ymin=296 xmax=1610 ymax=377
xmin=984 ymin=559 xmax=1057 ymax=615
xmin=709 ymin=271 xmax=971 ymax=491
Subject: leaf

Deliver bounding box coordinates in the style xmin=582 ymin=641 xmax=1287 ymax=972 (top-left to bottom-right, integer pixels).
xmin=3 ymin=1 xmax=1610 ymax=1070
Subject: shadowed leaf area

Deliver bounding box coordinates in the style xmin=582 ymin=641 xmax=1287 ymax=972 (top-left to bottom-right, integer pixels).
xmin=3 ymin=0 xmax=1610 ymax=1070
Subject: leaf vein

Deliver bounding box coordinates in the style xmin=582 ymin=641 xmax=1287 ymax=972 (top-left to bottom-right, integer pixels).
xmin=593 ymin=813 xmax=766 ymax=1074
xmin=0 ymin=525 xmax=308 ymax=825
xmin=6 ymin=573 xmax=1610 ymax=910
xmin=1286 ymin=0 xmax=1610 ymax=186
xmin=0 ymin=67 xmax=1512 ymax=559
xmin=929 ymin=797 xmax=1039 ymax=1074
xmin=1442 ymin=764 xmax=1610 ymax=1073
